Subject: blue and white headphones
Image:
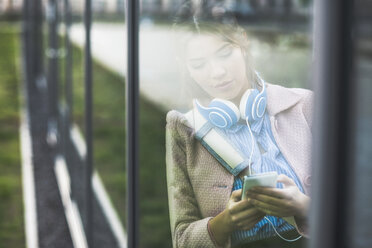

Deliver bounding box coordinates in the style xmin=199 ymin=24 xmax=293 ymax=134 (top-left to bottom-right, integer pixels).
xmin=194 ymin=72 xmax=267 ymax=129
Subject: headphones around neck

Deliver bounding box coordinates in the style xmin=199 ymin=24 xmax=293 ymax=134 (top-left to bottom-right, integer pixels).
xmin=194 ymin=72 xmax=267 ymax=129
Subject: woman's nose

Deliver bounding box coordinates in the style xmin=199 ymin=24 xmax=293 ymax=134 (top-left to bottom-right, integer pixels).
xmin=210 ymin=61 xmax=226 ymax=79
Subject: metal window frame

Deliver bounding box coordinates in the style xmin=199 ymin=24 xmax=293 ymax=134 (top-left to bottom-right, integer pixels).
xmin=64 ymin=0 xmax=73 ymax=127
xmin=47 ymin=0 xmax=59 ymax=121
xmin=84 ymin=0 xmax=94 ymax=246
xmin=125 ymin=0 xmax=359 ymax=246
xmin=310 ymin=0 xmax=356 ymax=247
xmin=126 ymin=0 xmax=140 ymax=247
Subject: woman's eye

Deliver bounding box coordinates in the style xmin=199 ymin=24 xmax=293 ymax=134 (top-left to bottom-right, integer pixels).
xmin=217 ymin=46 xmax=233 ymax=58
xmin=189 ymin=60 xmax=206 ymax=69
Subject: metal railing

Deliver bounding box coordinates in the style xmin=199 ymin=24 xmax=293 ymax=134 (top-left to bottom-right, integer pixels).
xmin=23 ymin=0 xmax=127 ymax=247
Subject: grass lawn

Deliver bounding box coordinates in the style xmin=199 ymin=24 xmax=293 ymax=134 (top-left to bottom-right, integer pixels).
xmin=0 ymin=23 xmax=25 ymax=248
xmin=69 ymin=44 xmax=171 ymax=247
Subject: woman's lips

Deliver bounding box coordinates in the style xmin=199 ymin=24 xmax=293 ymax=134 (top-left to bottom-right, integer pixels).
xmin=214 ymin=80 xmax=234 ymax=90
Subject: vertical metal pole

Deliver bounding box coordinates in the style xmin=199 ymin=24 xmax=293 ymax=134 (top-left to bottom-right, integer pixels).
xmin=24 ymin=0 xmax=43 ymax=126
xmin=46 ymin=0 xmax=59 ymax=147
xmin=84 ymin=0 xmax=93 ymax=246
xmin=126 ymin=0 xmax=139 ymax=247
xmin=310 ymin=0 xmax=355 ymax=247
xmin=63 ymin=0 xmax=74 ymax=201
xmin=26 ymin=0 xmax=43 ymax=92
xmin=65 ymin=0 xmax=73 ymax=127
xmin=35 ymin=0 xmax=44 ymax=86
xmin=47 ymin=0 xmax=59 ymax=121
xmin=23 ymin=2 xmax=42 ymax=248
xmin=23 ymin=0 xmax=32 ymax=91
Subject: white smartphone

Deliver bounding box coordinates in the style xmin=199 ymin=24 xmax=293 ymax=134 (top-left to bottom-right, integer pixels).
xmin=241 ymin=172 xmax=278 ymax=200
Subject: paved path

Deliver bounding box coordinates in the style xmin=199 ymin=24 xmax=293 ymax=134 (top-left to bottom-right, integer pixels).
xmin=69 ymin=22 xmax=313 ymax=111
xmin=70 ymin=23 xmax=183 ymax=111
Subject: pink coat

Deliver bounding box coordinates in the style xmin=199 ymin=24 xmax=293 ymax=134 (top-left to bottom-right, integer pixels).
xmin=166 ymin=83 xmax=313 ymax=247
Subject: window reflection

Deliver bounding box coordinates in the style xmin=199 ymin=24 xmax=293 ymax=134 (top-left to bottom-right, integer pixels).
xmin=346 ymin=1 xmax=372 ymax=246
xmin=164 ymin=1 xmax=313 ymax=247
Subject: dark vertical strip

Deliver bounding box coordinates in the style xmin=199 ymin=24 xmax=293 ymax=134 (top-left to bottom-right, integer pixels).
xmin=23 ymin=0 xmax=35 ymax=123
xmin=126 ymin=0 xmax=139 ymax=247
xmin=24 ymin=0 xmax=43 ymax=129
xmin=84 ymin=0 xmax=93 ymax=246
xmin=27 ymin=0 xmax=43 ymax=90
xmin=47 ymin=0 xmax=59 ymax=120
xmin=65 ymin=0 xmax=73 ymax=126
xmin=63 ymin=0 xmax=74 ymax=200
xmin=35 ymin=0 xmax=43 ymax=85
xmin=23 ymin=0 xmax=31 ymax=91
xmin=310 ymin=0 xmax=355 ymax=247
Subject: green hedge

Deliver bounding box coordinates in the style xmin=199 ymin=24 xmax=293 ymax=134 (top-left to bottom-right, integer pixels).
xmin=0 ymin=25 xmax=25 ymax=248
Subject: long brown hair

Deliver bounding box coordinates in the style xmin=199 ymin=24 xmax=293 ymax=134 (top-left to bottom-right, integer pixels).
xmin=172 ymin=16 xmax=261 ymax=108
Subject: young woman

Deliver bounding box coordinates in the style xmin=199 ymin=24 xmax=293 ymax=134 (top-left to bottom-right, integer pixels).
xmin=166 ymin=14 xmax=312 ymax=248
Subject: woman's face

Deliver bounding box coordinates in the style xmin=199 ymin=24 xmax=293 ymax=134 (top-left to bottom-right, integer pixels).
xmin=186 ymin=34 xmax=250 ymax=101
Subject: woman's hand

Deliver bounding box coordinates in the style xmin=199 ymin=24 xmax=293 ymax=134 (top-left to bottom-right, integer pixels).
xmin=246 ymin=174 xmax=310 ymax=220
xmin=226 ymin=189 xmax=266 ymax=231
xmin=209 ymin=189 xmax=265 ymax=246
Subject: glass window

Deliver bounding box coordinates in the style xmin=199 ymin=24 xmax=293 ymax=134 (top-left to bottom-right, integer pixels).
xmin=346 ymin=1 xmax=372 ymax=246
xmin=90 ymin=2 xmax=127 ymax=247
xmin=140 ymin=0 xmax=313 ymax=247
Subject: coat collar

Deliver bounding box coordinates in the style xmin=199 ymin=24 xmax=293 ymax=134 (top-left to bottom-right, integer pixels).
xmin=266 ymin=83 xmax=302 ymax=116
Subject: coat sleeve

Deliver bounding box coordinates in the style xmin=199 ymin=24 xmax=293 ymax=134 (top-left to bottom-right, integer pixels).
xmin=166 ymin=111 xmax=218 ymax=248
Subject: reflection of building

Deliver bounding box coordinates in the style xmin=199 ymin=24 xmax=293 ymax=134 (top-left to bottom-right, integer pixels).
xmin=33 ymin=0 xmax=311 ymax=19
xmin=141 ymin=0 xmax=312 ymax=18
xmin=38 ymin=0 xmax=125 ymax=21
xmin=56 ymin=0 xmax=125 ymax=15
xmin=91 ymin=0 xmax=125 ymax=14
xmin=0 ymin=0 xmax=23 ymax=14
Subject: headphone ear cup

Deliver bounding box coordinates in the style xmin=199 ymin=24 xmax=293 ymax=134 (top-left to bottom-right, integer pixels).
xmin=239 ymin=89 xmax=253 ymax=120
xmin=255 ymin=94 xmax=267 ymax=119
xmin=194 ymin=99 xmax=239 ymax=129
xmin=252 ymin=83 xmax=267 ymax=120
xmin=240 ymin=89 xmax=259 ymax=122
xmin=209 ymin=99 xmax=240 ymax=128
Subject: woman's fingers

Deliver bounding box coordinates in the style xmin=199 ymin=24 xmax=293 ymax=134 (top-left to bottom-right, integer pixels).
xmin=248 ymin=193 xmax=287 ymax=208
xmin=232 ymin=206 xmax=262 ymax=222
xmin=230 ymin=189 xmax=242 ymax=202
xmin=248 ymin=187 xmax=288 ymax=199
xmin=277 ymin=174 xmax=296 ymax=187
xmin=247 ymin=192 xmax=289 ymax=209
xmin=228 ymin=199 xmax=252 ymax=214
xmin=237 ymin=214 xmax=265 ymax=230
xmin=248 ymin=198 xmax=288 ymax=217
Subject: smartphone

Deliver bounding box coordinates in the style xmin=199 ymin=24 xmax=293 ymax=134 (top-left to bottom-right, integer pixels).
xmin=241 ymin=172 xmax=278 ymax=200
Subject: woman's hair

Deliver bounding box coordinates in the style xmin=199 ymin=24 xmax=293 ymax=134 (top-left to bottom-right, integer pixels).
xmin=171 ymin=2 xmax=261 ymax=107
